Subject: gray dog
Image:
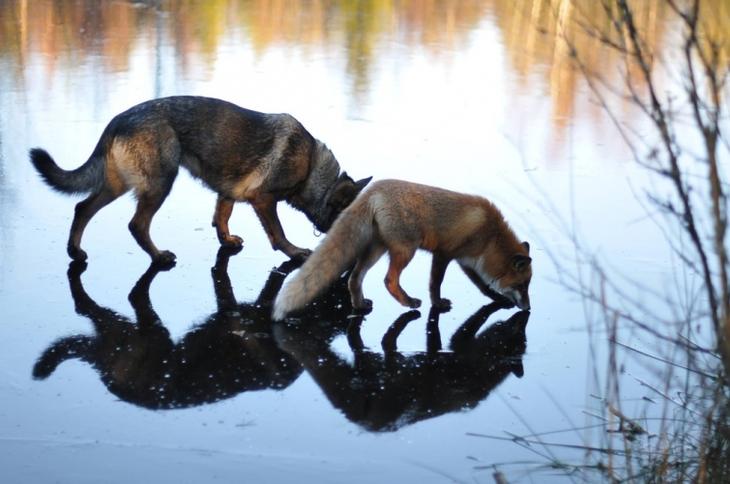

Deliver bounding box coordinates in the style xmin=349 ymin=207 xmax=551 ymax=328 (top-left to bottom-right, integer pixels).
xmin=30 ymin=96 xmax=370 ymax=265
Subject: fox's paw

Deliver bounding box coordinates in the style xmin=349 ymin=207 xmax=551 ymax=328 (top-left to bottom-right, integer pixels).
xmin=406 ymin=297 xmax=422 ymax=309
xmin=153 ymin=250 xmax=177 ymax=268
xmin=432 ymin=298 xmax=452 ymax=311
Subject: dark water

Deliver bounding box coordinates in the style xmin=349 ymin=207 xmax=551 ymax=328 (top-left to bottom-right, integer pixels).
xmin=0 ymin=1 xmax=708 ymax=482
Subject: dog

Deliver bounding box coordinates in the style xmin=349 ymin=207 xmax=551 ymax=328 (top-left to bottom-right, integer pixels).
xmin=31 ymin=250 xmax=302 ymax=409
xmin=30 ymin=96 xmax=371 ymax=265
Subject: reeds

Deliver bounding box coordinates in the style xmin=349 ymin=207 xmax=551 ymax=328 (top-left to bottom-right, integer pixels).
xmin=474 ymin=1 xmax=729 ymax=481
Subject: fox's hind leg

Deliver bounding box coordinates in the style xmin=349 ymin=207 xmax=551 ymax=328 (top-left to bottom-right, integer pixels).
xmin=384 ymin=245 xmax=420 ymax=308
xmin=348 ymin=242 xmax=386 ymax=312
xmin=68 ymin=187 xmax=121 ymax=261
xmin=212 ymin=196 xmax=243 ymax=248
xmin=129 ymin=175 xmax=177 ymax=267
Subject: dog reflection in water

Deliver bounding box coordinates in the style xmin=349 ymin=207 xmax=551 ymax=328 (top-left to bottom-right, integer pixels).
xmin=32 ymin=249 xmax=315 ymax=409
xmin=274 ymin=304 xmax=529 ymax=432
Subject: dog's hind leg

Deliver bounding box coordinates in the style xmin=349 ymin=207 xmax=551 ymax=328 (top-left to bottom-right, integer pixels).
xmin=68 ymin=187 xmax=120 ymax=261
xmin=251 ymin=194 xmax=311 ymax=261
xmin=212 ymin=196 xmax=243 ymax=248
xmin=129 ymin=176 xmax=177 ymax=267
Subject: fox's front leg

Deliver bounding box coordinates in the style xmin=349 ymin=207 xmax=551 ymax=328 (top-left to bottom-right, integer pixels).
xmin=459 ymin=264 xmax=515 ymax=308
xmin=384 ymin=247 xmax=421 ymax=308
xmin=212 ymin=196 xmax=244 ymax=248
xmin=429 ymin=254 xmax=452 ymax=310
xmin=251 ymin=194 xmax=312 ymax=261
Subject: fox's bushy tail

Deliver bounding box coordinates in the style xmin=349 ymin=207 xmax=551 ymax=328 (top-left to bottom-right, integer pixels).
xmin=273 ymin=201 xmax=374 ymax=320
xmin=29 ymin=148 xmax=105 ymax=195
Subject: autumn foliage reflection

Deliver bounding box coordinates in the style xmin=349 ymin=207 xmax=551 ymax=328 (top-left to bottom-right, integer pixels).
xmin=0 ymin=1 xmax=486 ymax=83
xmin=0 ymin=0 xmax=727 ymax=123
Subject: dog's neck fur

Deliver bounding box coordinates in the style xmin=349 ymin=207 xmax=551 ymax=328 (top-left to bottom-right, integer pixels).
xmin=292 ymin=140 xmax=340 ymax=228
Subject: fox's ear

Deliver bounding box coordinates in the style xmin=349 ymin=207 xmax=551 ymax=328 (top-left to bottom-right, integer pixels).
xmin=512 ymin=254 xmax=531 ymax=271
xmin=355 ymin=176 xmax=372 ymax=192
xmin=522 ymin=241 xmax=530 ymax=254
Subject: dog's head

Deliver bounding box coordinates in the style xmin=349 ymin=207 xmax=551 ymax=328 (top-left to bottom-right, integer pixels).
xmin=317 ymin=172 xmax=371 ymax=231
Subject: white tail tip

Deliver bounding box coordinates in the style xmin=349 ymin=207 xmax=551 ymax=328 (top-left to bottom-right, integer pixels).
xmin=271 ymin=303 xmax=287 ymax=321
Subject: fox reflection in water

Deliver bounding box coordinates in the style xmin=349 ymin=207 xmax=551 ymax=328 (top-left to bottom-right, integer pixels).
xmin=274 ymin=304 xmax=529 ymax=432
xmin=31 ymin=248 xmax=327 ymax=409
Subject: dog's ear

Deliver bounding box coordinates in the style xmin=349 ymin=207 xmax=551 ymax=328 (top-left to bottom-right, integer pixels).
xmin=510 ymin=361 xmax=525 ymax=378
xmin=522 ymin=241 xmax=530 ymax=254
xmin=328 ymin=178 xmax=358 ymax=209
xmin=354 ymin=176 xmax=372 ymax=193
xmin=339 ymin=171 xmax=353 ymax=182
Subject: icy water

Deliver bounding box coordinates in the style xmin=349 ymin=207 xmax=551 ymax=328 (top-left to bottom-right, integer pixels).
xmin=0 ymin=1 xmax=714 ymax=482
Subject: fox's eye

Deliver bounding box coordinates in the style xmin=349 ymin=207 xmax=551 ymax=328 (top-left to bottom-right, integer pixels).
xmin=515 ymin=282 xmax=528 ymax=292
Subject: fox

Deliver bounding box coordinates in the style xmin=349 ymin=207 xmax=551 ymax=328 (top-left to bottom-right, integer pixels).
xmin=273 ymin=179 xmax=532 ymax=319
xmin=29 ymin=96 xmax=371 ymax=265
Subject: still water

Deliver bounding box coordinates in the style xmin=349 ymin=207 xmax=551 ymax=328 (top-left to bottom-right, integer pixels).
xmin=0 ymin=1 xmax=719 ymax=482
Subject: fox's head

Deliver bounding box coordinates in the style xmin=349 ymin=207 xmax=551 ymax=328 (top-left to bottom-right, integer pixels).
xmin=461 ymin=240 xmax=532 ymax=310
xmin=496 ymin=242 xmax=532 ymax=310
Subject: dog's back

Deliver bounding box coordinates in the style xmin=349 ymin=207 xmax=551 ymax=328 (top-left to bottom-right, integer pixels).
xmin=104 ymin=97 xmax=313 ymax=196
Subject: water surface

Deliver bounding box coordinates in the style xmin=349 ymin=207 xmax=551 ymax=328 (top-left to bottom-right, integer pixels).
xmin=1 ymin=1 xmax=718 ymax=482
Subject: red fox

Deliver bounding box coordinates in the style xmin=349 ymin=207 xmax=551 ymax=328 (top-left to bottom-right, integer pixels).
xmin=273 ymin=179 xmax=532 ymax=319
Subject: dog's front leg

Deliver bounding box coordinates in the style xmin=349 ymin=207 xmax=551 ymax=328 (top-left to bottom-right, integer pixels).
xmin=251 ymin=194 xmax=312 ymax=261
xmin=212 ymin=196 xmax=244 ymax=248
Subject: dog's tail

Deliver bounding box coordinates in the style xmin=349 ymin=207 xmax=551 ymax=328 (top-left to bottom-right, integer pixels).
xmin=273 ymin=199 xmax=374 ymax=320
xmin=32 ymin=336 xmax=93 ymax=379
xmin=29 ymin=140 xmax=106 ymax=195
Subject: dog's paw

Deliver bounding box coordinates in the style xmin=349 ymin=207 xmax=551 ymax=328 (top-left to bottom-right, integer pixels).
xmin=67 ymin=260 xmax=88 ymax=277
xmin=290 ymin=248 xmax=313 ymax=262
xmin=154 ymin=250 xmax=177 ymax=268
xmin=432 ymin=298 xmax=452 ymax=311
xmin=406 ymin=297 xmax=422 ymax=309
xmin=221 ymin=234 xmax=244 ymax=249
xmin=352 ymin=298 xmax=373 ymax=314
xmin=67 ymin=245 xmax=88 ymax=262
xmin=217 ymin=244 xmax=243 ymax=258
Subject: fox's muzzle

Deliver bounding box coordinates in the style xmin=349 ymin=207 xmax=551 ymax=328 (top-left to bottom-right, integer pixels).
xmin=506 ymin=289 xmax=530 ymax=311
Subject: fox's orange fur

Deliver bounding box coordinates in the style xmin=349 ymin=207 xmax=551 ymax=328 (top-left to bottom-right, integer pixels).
xmin=272 ymin=179 xmax=532 ymax=319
